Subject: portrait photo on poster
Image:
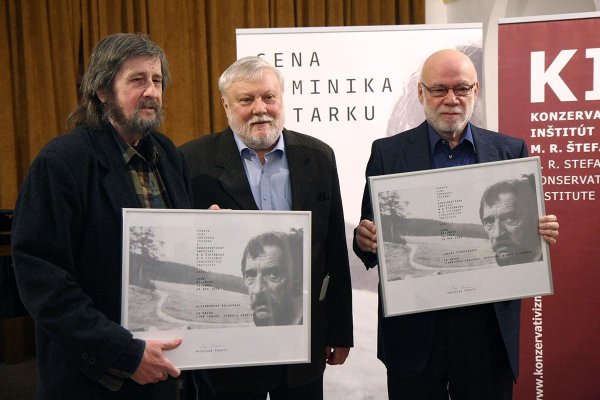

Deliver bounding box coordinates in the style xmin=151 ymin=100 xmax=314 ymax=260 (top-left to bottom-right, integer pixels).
xmin=121 ymin=209 xmax=311 ymax=369
xmin=369 ymin=157 xmax=553 ymax=317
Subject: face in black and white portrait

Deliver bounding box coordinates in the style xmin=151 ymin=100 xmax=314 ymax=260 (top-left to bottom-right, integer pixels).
xmin=241 ymin=231 xmax=303 ymax=326
xmin=479 ymin=177 xmax=541 ymax=266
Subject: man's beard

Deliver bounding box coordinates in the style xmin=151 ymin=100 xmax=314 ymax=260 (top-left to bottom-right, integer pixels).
xmin=229 ymin=114 xmax=284 ymax=150
xmin=104 ymin=97 xmax=164 ymax=137
xmin=424 ymin=105 xmax=473 ymax=135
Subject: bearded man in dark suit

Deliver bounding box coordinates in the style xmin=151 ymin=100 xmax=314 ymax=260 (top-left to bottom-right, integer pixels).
xmin=353 ymin=49 xmax=559 ymax=400
xmin=180 ymin=56 xmax=353 ymax=400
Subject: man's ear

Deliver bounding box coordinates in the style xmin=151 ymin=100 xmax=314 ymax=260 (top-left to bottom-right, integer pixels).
xmin=417 ymin=83 xmax=425 ymax=105
xmin=472 ymin=81 xmax=480 ymax=98
xmin=221 ymin=96 xmax=229 ymax=112
xmin=96 ymin=88 xmax=108 ymax=103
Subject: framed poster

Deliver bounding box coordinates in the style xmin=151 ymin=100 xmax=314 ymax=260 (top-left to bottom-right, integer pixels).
xmin=369 ymin=157 xmax=553 ymax=317
xmin=121 ymin=209 xmax=311 ymax=370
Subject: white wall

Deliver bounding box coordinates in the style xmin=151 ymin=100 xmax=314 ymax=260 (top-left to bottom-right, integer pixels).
xmin=425 ymin=0 xmax=600 ymax=130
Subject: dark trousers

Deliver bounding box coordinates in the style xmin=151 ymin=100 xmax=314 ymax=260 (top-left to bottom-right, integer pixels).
xmin=386 ymin=304 xmax=513 ymax=400
xmin=188 ymin=370 xmax=323 ymax=400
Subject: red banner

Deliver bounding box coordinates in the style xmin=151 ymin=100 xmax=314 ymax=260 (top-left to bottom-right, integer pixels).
xmin=499 ymin=13 xmax=600 ymax=399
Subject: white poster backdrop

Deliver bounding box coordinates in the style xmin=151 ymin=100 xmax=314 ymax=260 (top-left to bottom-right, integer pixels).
xmin=237 ymin=25 xmax=483 ymax=398
xmin=237 ymin=25 xmax=483 ymax=227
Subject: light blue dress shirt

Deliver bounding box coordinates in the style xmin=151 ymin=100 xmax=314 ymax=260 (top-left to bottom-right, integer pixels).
xmin=233 ymin=133 xmax=292 ymax=211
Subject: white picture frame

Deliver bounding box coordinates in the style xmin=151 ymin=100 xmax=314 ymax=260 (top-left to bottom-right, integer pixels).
xmin=121 ymin=209 xmax=311 ymax=369
xmin=369 ymin=157 xmax=553 ymax=317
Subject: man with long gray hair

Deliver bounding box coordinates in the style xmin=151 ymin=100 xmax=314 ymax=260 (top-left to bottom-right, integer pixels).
xmin=12 ymin=33 xmax=190 ymax=399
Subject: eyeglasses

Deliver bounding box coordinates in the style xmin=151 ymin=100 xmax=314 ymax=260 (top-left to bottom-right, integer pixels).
xmin=420 ymin=82 xmax=476 ymax=97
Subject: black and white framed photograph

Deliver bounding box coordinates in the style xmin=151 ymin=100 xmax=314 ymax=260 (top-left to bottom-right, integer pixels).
xmin=121 ymin=209 xmax=311 ymax=369
xmin=369 ymin=157 xmax=553 ymax=317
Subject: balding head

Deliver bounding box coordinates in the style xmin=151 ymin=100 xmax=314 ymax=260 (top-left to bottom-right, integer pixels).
xmin=420 ymin=49 xmax=478 ymax=84
xmin=418 ymin=49 xmax=480 ymax=144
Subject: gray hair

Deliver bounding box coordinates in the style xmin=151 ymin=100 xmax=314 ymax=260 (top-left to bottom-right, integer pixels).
xmin=66 ymin=33 xmax=169 ymax=130
xmin=218 ymin=56 xmax=284 ymax=95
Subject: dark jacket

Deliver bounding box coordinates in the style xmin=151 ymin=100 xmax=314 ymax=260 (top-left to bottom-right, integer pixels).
xmin=12 ymin=125 xmax=191 ymax=399
xmin=180 ymin=128 xmax=353 ymax=392
xmin=353 ymin=121 xmax=527 ymax=380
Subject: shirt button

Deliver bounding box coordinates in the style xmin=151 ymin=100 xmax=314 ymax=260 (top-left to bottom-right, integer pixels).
xmin=448 ymin=154 xmax=453 ymax=159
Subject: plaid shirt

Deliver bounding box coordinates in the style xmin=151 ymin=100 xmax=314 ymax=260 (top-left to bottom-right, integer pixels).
xmin=99 ymin=131 xmax=172 ymax=391
xmin=113 ymin=131 xmax=171 ymax=209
